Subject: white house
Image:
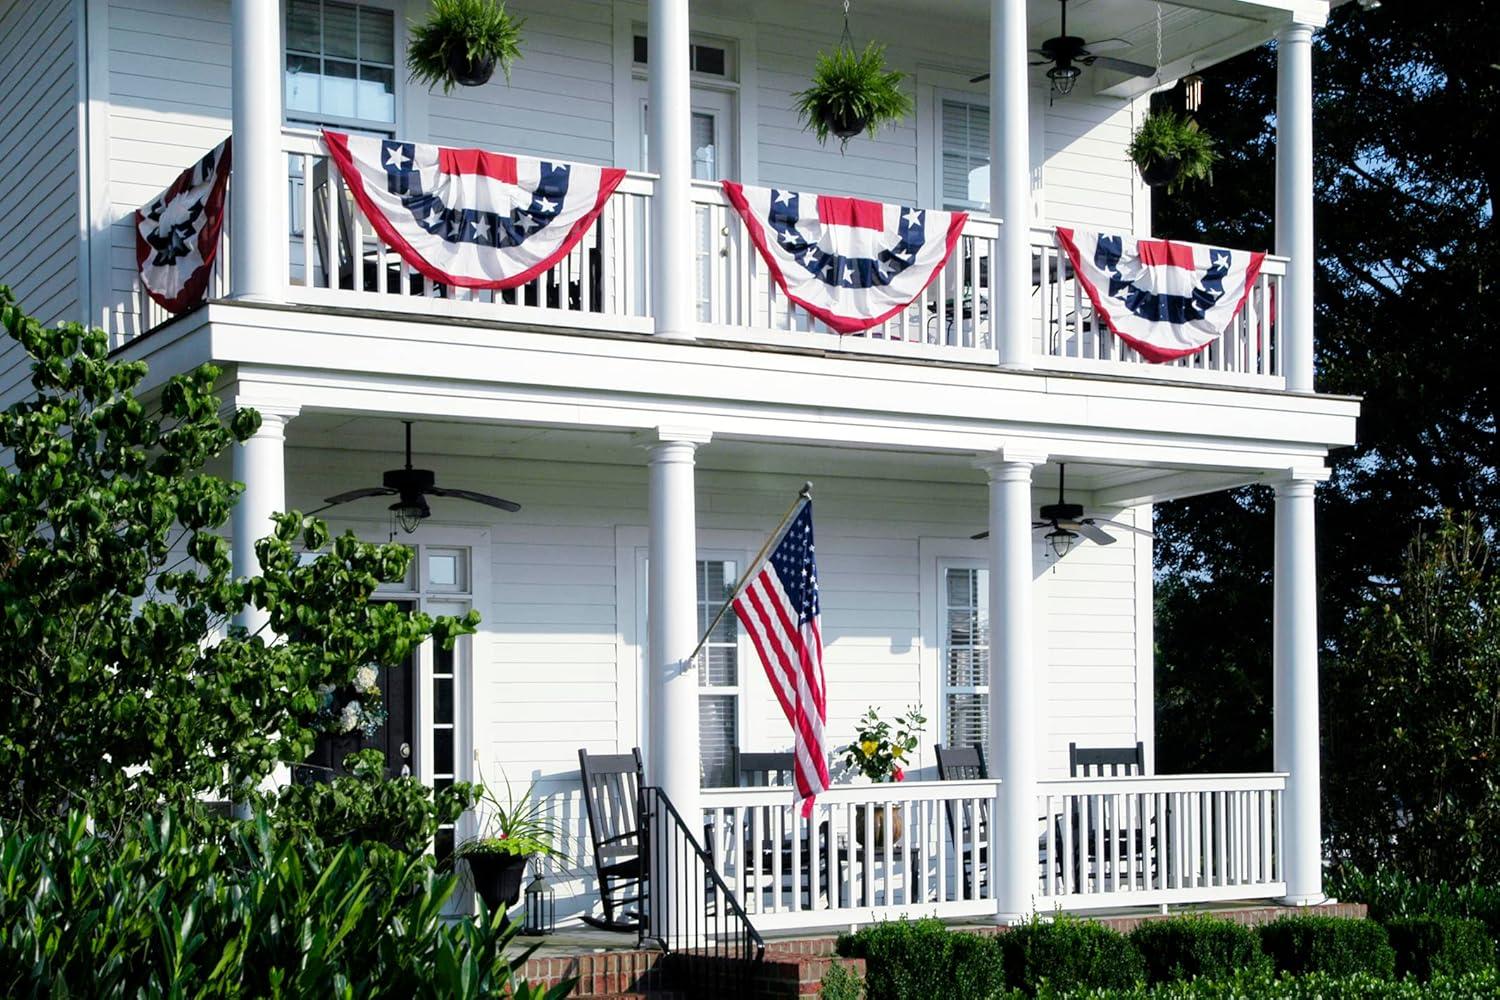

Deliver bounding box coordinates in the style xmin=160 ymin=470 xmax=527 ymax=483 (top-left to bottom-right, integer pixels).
xmin=0 ymin=0 xmax=1356 ymax=936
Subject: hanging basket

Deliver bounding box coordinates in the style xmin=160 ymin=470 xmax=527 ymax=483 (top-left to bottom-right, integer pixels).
xmin=446 ymin=49 xmax=497 ymax=88
xmin=826 ymin=107 xmax=872 ymax=140
xmin=1136 ymin=155 xmax=1180 ymax=189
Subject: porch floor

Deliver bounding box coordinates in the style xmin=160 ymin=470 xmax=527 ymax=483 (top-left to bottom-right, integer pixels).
xmin=522 ymin=900 xmax=1368 ymax=998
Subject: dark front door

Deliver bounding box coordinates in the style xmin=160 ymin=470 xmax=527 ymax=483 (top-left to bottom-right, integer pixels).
xmin=302 ymin=599 xmax=416 ymax=781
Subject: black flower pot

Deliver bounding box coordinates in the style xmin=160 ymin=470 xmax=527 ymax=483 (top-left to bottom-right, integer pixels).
xmin=466 ymin=851 xmax=530 ymax=915
xmin=827 ymin=108 xmax=871 ymax=141
xmin=446 ymin=49 xmax=497 ymax=88
xmin=1137 ymin=155 xmax=1180 ymax=189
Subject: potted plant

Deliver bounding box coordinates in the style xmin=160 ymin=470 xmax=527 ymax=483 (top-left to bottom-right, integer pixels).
xmin=1127 ymin=108 xmax=1218 ymax=193
xmin=793 ymin=41 xmax=913 ymax=150
xmin=456 ymin=773 xmax=564 ymax=917
xmin=407 ymin=0 xmax=525 ymax=93
xmin=840 ymin=705 xmax=926 ymax=848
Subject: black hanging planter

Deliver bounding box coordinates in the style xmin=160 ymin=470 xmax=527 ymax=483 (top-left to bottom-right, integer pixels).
xmin=827 ymin=108 xmax=871 ymax=141
xmin=466 ymin=852 xmax=530 ymax=915
xmin=446 ymin=49 xmax=497 ymax=88
xmin=1136 ymin=155 xmax=1180 ymax=189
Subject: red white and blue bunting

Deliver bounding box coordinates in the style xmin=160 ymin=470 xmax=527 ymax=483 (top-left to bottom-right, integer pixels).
xmin=135 ymin=138 xmax=232 ymax=314
xmin=1054 ymin=228 xmax=1266 ymax=363
xmin=322 ymin=130 xmax=626 ymax=290
xmin=722 ymin=182 xmax=968 ymax=335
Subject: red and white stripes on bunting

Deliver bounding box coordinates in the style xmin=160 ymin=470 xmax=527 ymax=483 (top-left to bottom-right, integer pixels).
xmin=322 ymin=130 xmax=625 ymax=290
xmin=135 ymin=138 xmax=232 ymax=314
xmin=723 ymin=181 xmax=968 ymax=334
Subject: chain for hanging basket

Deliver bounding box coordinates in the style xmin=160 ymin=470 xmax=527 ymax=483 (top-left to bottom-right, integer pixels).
xmin=840 ymin=0 xmax=855 ymax=51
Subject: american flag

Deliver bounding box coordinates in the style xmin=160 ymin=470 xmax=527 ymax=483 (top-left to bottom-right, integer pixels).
xmin=731 ymin=500 xmax=829 ymax=816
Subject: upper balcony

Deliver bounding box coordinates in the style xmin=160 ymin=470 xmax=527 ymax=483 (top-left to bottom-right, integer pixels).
xmin=118 ymin=0 xmax=1321 ymax=397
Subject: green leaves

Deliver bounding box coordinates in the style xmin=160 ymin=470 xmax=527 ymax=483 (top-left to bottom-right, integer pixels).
xmin=794 ymin=41 xmax=912 ymax=149
xmin=406 ymin=0 xmax=525 ymax=94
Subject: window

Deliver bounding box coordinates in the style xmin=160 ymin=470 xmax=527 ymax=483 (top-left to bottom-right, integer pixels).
xmin=941 ymin=99 xmax=990 ymax=212
xmin=285 ymin=0 xmax=396 ymax=128
xmin=696 ymin=559 xmax=740 ymax=788
xmin=942 ymin=565 xmax=990 ymax=758
xmin=633 ymin=35 xmax=733 ymax=78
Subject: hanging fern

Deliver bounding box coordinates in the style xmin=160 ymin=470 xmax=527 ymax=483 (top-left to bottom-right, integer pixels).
xmin=793 ymin=42 xmax=913 ymax=150
xmin=1127 ymin=109 xmax=1219 ymax=193
xmin=407 ymin=0 xmax=524 ymax=94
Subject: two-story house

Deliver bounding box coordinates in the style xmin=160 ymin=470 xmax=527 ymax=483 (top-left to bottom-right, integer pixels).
xmin=0 ymin=0 xmax=1357 ymax=933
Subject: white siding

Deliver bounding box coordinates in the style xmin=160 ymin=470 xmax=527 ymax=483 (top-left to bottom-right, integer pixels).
xmin=0 ymin=0 xmax=79 ymax=404
xmin=284 ymin=447 xmax=1149 ymax=921
xmin=1042 ymin=92 xmax=1141 ymax=232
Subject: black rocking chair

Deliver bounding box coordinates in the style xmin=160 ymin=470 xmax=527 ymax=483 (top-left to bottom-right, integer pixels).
xmin=578 ymin=747 xmax=646 ymax=932
xmin=934 ymin=743 xmax=990 ymax=896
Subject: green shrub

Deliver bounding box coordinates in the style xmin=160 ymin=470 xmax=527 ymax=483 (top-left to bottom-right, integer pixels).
xmin=1256 ymin=915 xmax=1396 ymax=979
xmin=837 ymin=919 xmax=955 ymax=1000
xmin=1384 ymin=915 xmax=1496 ymax=982
xmin=0 ymin=811 xmax=570 ymax=999
xmin=1130 ymin=916 xmax=1270 ymax=984
xmin=952 ymin=930 xmax=1009 ymax=998
xmin=819 ymin=959 xmax=866 ymax=1000
xmin=1000 ymin=916 xmax=1144 ymax=995
xmin=1332 ymin=866 xmax=1500 ymax=943
xmin=1033 ymin=966 xmax=1500 ymax=998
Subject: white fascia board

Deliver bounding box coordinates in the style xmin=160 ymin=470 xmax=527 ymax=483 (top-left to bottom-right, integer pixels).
xmin=120 ymin=302 xmax=1358 ymax=473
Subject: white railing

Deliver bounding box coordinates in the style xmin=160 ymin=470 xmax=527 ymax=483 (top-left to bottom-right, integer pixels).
xmin=1032 ymin=228 xmax=1287 ymax=387
xmin=1037 ymin=773 xmax=1287 ymax=910
xmin=700 ymin=779 xmax=999 ymax=931
xmin=127 ymin=132 xmax=1293 ymax=391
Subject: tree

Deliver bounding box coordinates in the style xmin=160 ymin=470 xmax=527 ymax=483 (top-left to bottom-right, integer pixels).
xmin=1326 ymin=512 xmax=1500 ymax=882
xmin=1150 ymin=4 xmax=1500 ymax=795
xmin=0 ymin=287 xmax=477 ymax=833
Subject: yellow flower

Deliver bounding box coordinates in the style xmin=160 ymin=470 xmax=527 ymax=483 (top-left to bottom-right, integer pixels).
xmin=891 ymin=746 xmax=905 ymax=760
xmin=859 ymin=739 xmax=878 ymax=757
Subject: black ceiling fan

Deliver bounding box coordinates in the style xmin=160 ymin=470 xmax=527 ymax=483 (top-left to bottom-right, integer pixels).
xmin=971 ymin=463 xmax=1154 ymax=556
xmin=317 ymin=421 xmax=520 ymax=532
xmin=970 ymin=0 xmax=1156 ymax=93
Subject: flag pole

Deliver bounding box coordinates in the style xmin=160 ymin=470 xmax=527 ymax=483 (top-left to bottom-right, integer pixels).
xmin=684 ymin=481 xmax=813 ymax=667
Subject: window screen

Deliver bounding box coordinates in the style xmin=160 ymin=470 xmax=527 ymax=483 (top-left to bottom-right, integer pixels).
xmin=943 ymin=566 xmax=990 ymax=757
xmin=286 ymin=1 xmax=396 ymax=127
xmin=941 ymin=99 xmax=990 ymax=211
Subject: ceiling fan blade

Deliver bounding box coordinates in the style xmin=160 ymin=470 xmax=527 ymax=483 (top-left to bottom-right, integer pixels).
xmin=970 ymin=530 xmax=989 ymax=540
xmin=1086 ymin=55 xmax=1157 ymax=77
xmin=427 ymin=486 xmax=522 ymax=513
xmin=1083 ymin=517 xmax=1154 ymax=539
xmin=969 ymin=72 xmax=990 ymax=83
xmin=322 ymin=486 xmax=396 ymax=506
xmin=1082 ymin=37 xmax=1131 ymax=53
xmin=1075 ymin=521 xmax=1117 ymax=546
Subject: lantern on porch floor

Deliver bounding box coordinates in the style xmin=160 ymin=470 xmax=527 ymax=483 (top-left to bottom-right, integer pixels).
xmin=522 ymin=870 xmax=556 ymax=936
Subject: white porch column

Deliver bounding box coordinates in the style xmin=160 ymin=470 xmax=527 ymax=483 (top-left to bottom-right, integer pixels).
xmin=643 ymin=428 xmax=711 ymax=813
xmin=231 ymin=405 xmax=298 ymax=635
xmin=981 ymin=450 xmax=1044 ymax=922
xmin=230 ymin=0 xmax=285 ymax=302
xmin=1273 ymin=474 xmax=1323 ymax=904
xmin=1275 ymin=20 xmax=1315 ymax=392
xmin=648 ymin=0 xmax=694 ymax=339
xmin=990 ymin=0 xmax=1032 ymax=369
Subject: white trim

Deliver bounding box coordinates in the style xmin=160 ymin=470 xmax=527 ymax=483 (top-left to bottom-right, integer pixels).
xmin=1131 ymin=503 xmax=1155 ymax=773
xmin=83 ymin=0 xmax=111 ymax=330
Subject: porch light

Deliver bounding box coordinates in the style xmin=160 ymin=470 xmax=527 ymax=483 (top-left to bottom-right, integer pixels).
xmin=391 ymin=499 xmax=428 ymax=534
xmin=1046 ymin=526 xmax=1078 ymax=559
xmin=522 ymin=870 xmax=556 ymax=935
xmin=1047 ymin=63 xmax=1081 ymax=97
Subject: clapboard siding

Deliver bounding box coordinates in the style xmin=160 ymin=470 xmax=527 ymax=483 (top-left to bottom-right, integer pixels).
xmin=0 ymin=0 xmax=79 ymax=374
xmin=1043 ymin=92 xmax=1142 ymax=231
xmin=285 ymin=446 xmax=1148 ymax=921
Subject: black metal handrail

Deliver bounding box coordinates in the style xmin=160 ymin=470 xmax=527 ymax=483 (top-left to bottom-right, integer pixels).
xmin=638 ymin=785 xmax=765 ymax=995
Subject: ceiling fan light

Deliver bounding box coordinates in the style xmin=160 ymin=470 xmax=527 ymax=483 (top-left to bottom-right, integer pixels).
xmin=391 ymin=500 xmax=427 ymax=534
xmin=1048 ymin=63 xmax=1081 ymax=96
xmin=1046 ymin=526 xmax=1078 ymax=559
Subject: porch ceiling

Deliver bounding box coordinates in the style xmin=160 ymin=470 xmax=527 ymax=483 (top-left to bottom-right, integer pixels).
xmin=286 ymin=412 xmax=1269 ymax=506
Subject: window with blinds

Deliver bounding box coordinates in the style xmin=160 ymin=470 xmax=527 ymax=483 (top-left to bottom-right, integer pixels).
xmin=943 ymin=566 xmax=990 ymax=757
xmin=941 ymin=99 xmax=991 ymax=212
xmin=696 ymin=559 xmax=740 ymax=787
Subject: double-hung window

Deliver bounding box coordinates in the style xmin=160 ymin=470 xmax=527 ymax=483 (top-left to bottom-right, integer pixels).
xmin=285 ymin=0 xmax=397 ymax=131
xmin=695 ymin=559 xmax=741 ymax=788
xmin=942 ymin=565 xmax=990 ymax=758
xmin=940 ymin=98 xmax=991 ymax=212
